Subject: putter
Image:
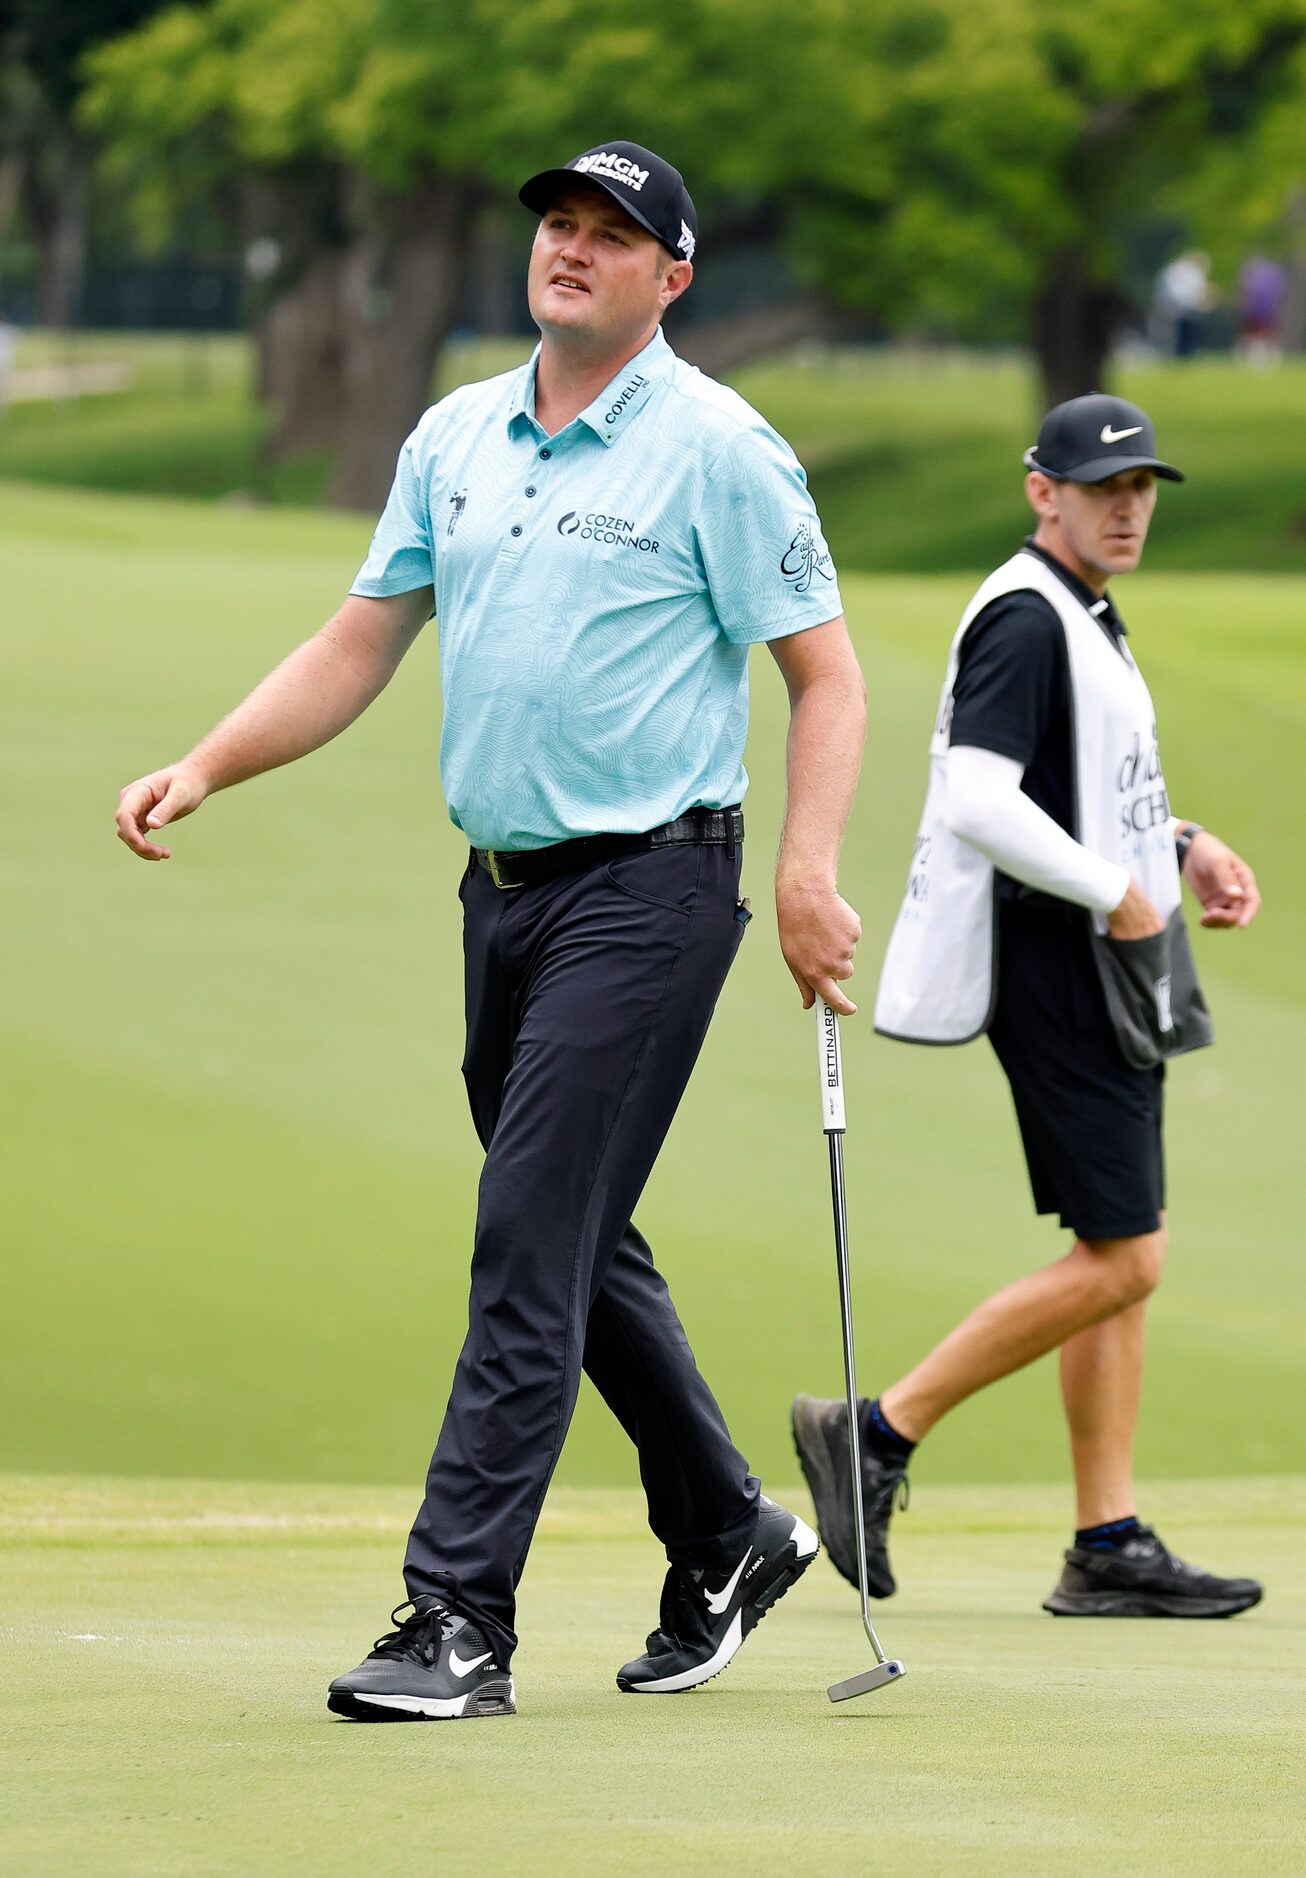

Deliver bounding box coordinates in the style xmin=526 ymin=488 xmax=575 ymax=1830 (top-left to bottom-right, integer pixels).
xmin=816 ymin=998 xmax=907 ymax=1703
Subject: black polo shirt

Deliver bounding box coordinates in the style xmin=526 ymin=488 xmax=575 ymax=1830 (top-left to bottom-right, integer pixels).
xmin=949 ymin=539 xmax=1127 ymax=843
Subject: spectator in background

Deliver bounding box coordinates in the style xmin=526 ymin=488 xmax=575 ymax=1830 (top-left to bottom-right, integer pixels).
xmin=1154 ymin=253 xmax=1212 ymax=359
xmin=1237 ymin=256 xmax=1287 ymax=366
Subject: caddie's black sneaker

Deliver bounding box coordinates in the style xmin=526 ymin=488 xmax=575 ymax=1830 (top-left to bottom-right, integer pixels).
xmin=1043 ymin=1525 xmax=1264 ymax=1618
xmin=791 ymin=1393 xmax=907 ymax=1598
xmin=327 ymin=1600 xmax=516 ymax=1720
xmin=616 ymin=1495 xmax=818 ymax=1693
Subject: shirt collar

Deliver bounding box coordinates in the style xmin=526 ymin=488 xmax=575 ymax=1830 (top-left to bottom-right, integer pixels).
xmin=506 ymin=327 xmax=672 ymax=448
xmin=1021 ymin=537 xmax=1127 ymax=636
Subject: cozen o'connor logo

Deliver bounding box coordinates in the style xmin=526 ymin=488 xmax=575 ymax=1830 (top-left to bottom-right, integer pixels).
xmin=781 ymin=523 xmax=835 ymax=594
xmin=556 ymin=510 xmax=660 ymax=553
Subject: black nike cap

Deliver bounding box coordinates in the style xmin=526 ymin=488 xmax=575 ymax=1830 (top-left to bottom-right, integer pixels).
xmin=519 ymin=141 xmax=697 ymax=265
xmin=1023 ymin=394 xmax=1184 ymax=484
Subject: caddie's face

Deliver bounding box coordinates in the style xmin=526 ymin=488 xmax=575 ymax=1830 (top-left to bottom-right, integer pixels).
xmin=1030 ymin=468 xmax=1158 ymax=579
xmin=527 ymin=189 xmax=691 ymax=349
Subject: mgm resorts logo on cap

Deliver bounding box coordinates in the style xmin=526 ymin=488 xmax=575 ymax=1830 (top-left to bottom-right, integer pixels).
xmin=519 ymin=140 xmax=698 ymax=262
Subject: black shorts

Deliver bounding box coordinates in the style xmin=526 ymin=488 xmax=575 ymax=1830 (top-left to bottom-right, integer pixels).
xmin=987 ymin=898 xmax=1165 ymax=1241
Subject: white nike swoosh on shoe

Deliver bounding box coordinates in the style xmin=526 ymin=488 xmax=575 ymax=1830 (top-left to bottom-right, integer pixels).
xmin=448 ymin=1647 xmax=493 ymax=1678
xmin=1100 ymin=424 xmax=1143 ymax=443
xmin=704 ymin=1547 xmax=753 ymax=1616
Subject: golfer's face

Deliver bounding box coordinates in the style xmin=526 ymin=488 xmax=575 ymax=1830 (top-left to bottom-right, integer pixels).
xmin=528 ymin=190 xmax=670 ymax=344
xmin=1059 ymin=470 xmax=1158 ymax=577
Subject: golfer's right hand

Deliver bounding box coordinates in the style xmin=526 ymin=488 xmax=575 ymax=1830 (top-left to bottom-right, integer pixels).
xmin=115 ymin=765 xmax=209 ymax=860
xmin=1107 ymin=877 xmax=1165 ymax=940
xmin=776 ymin=878 xmax=862 ymax=1016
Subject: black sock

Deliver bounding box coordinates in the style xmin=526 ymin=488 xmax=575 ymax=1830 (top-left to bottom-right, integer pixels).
xmin=859 ymin=1397 xmax=916 ymax=1463
xmin=1075 ymin=1515 xmax=1141 ymax=1552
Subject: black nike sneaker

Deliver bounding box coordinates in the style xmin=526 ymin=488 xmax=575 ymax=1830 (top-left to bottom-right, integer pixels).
xmin=327 ymin=1601 xmax=516 ymax=1720
xmin=616 ymin=1496 xmax=819 ymax=1694
xmin=1043 ymin=1526 xmax=1264 ymax=1618
xmin=791 ymin=1393 xmax=908 ymax=1598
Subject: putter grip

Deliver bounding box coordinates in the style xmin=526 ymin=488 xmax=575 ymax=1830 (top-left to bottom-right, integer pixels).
xmin=816 ymin=999 xmax=846 ymax=1133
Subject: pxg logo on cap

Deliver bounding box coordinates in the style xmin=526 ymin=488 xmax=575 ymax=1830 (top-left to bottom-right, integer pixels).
xmin=519 ymin=140 xmax=698 ymax=264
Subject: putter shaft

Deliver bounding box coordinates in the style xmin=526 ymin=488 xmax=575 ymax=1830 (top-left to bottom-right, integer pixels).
xmin=817 ymin=1001 xmax=906 ymax=1703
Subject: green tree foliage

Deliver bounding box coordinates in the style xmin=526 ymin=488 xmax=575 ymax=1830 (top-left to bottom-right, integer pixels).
xmin=0 ymin=0 xmax=174 ymax=321
xmin=788 ymin=0 xmax=1306 ymax=402
xmin=81 ymin=0 xmax=847 ymax=503
xmin=80 ymin=0 xmax=1306 ymax=497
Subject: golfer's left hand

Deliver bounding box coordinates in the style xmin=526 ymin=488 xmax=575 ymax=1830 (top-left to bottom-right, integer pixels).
xmin=776 ymin=878 xmax=862 ymax=1015
xmin=1183 ymin=830 xmax=1261 ymax=929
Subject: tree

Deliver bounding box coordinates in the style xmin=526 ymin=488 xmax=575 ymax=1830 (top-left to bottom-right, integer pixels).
xmin=1168 ymin=35 xmax=1306 ymax=348
xmin=780 ymin=0 xmax=1306 ymax=405
xmin=83 ymin=0 xmax=844 ymax=507
xmin=0 ymin=1 xmax=173 ymax=326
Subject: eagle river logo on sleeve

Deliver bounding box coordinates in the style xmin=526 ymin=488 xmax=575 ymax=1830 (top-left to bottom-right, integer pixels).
xmin=447 ymin=490 xmax=468 ymax=537
xmin=780 ymin=523 xmax=835 ymax=594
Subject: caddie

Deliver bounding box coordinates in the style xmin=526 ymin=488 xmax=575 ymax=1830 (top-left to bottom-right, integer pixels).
xmin=793 ymin=394 xmax=1265 ymax=1619
xmin=116 ymin=140 xmax=867 ymax=1715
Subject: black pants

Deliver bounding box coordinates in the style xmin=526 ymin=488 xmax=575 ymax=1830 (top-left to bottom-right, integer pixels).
xmin=404 ymin=841 xmax=761 ymax=1667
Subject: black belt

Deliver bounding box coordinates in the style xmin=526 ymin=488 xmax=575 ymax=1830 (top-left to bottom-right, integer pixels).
xmin=474 ymin=806 xmax=744 ymax=891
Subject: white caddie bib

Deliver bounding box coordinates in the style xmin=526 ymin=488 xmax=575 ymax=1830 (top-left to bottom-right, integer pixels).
xmin=874 ymin=550 xmax=1182 ymax=1045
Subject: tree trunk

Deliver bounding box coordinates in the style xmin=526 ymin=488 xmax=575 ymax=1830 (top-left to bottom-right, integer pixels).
xmin=0 ymin=153 xmax=22 ymax=262
xmin=256 ymin=249 xmax=350 ymax=458
xmin=21 ymin=133 xmax=89 ymax=328
xmin=1031 ymin=246 xmax=1132 ymax=413
xmin=1281 ymin=189 xmax=1306 ymax=355
xmin=670 ymin=293 xmax=853 ymax=377
xmin=326 ymin=170 xmax=478 ymax=512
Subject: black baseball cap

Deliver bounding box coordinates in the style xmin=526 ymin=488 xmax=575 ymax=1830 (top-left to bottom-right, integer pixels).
xmin=1023 ymin=394 xmax=1184 ymax=484
xmin=519 ymin=141 xmax=697 ymax=264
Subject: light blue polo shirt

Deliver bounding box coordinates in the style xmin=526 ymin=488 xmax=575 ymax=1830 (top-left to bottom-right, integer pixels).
xmin=351 ymin=326 xmax=843 ymax=851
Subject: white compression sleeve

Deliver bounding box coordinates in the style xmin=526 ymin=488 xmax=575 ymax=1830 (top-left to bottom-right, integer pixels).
xmin=945 ymin=744 xmax=1130 ymax=915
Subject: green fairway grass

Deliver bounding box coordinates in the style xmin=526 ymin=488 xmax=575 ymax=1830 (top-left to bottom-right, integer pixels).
xmin=1 ymin=1474 xmax=1301 ymax=1875
xmin=4 ymin=332 xmax=1306 ymax=571
xmin=2 ymin=480 xmax=1303 ymax=1495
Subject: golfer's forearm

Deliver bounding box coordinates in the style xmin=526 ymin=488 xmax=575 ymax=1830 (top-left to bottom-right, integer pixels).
xmin=182 ymin=615 xmax=406 ymax=794
xmin=946 ymin=745 xmax=1128 ymax=914
xmin=775 ymin=671 xmax=867 ymax=886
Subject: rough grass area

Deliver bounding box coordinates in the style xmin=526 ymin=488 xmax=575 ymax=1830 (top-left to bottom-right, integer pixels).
xmin=1 ymin=1475 xmax=1301 ymax=1875
xmin=3 ymin=333 xmax=1306 ymax=570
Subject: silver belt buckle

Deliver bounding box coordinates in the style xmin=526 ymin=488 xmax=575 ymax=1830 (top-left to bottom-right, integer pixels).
xmin=485 ymin=849 xmax=516 ymax=890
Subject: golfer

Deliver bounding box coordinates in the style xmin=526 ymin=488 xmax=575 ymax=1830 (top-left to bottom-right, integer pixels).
xmin=117 ymin=141 xmax=866 ymax=1716
xmin=793 ymin=395 xmax=1264 ymax=1619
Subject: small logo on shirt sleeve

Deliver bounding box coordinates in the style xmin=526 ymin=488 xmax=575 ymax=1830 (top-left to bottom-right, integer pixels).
xmin=780 ymin=522 xmax=835 ymax=594
xmin=447 ymin=490 xmax=468 ymax=536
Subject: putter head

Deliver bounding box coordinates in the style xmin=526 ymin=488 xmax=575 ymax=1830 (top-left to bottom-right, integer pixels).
xmin=828 ymin=1658 xmax=906 ymax=1703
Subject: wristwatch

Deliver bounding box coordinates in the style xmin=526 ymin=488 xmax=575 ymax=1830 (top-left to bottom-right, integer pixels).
xmin=1175 ymin=822 xmax=1204 ymax=873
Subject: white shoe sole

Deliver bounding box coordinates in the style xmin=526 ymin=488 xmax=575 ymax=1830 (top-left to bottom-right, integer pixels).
xmin=328 ymin=1678 xmax=516 ymax=1720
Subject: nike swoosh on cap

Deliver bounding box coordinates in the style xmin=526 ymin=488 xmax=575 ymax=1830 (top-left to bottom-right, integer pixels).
xmin=703 ymin=1546 xmax=753 ymax=1616
xmin=1100 ymin=424 xmax=1143 ymax=444
xmin=448 ymin=1647 xmax=493 ymax=1678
